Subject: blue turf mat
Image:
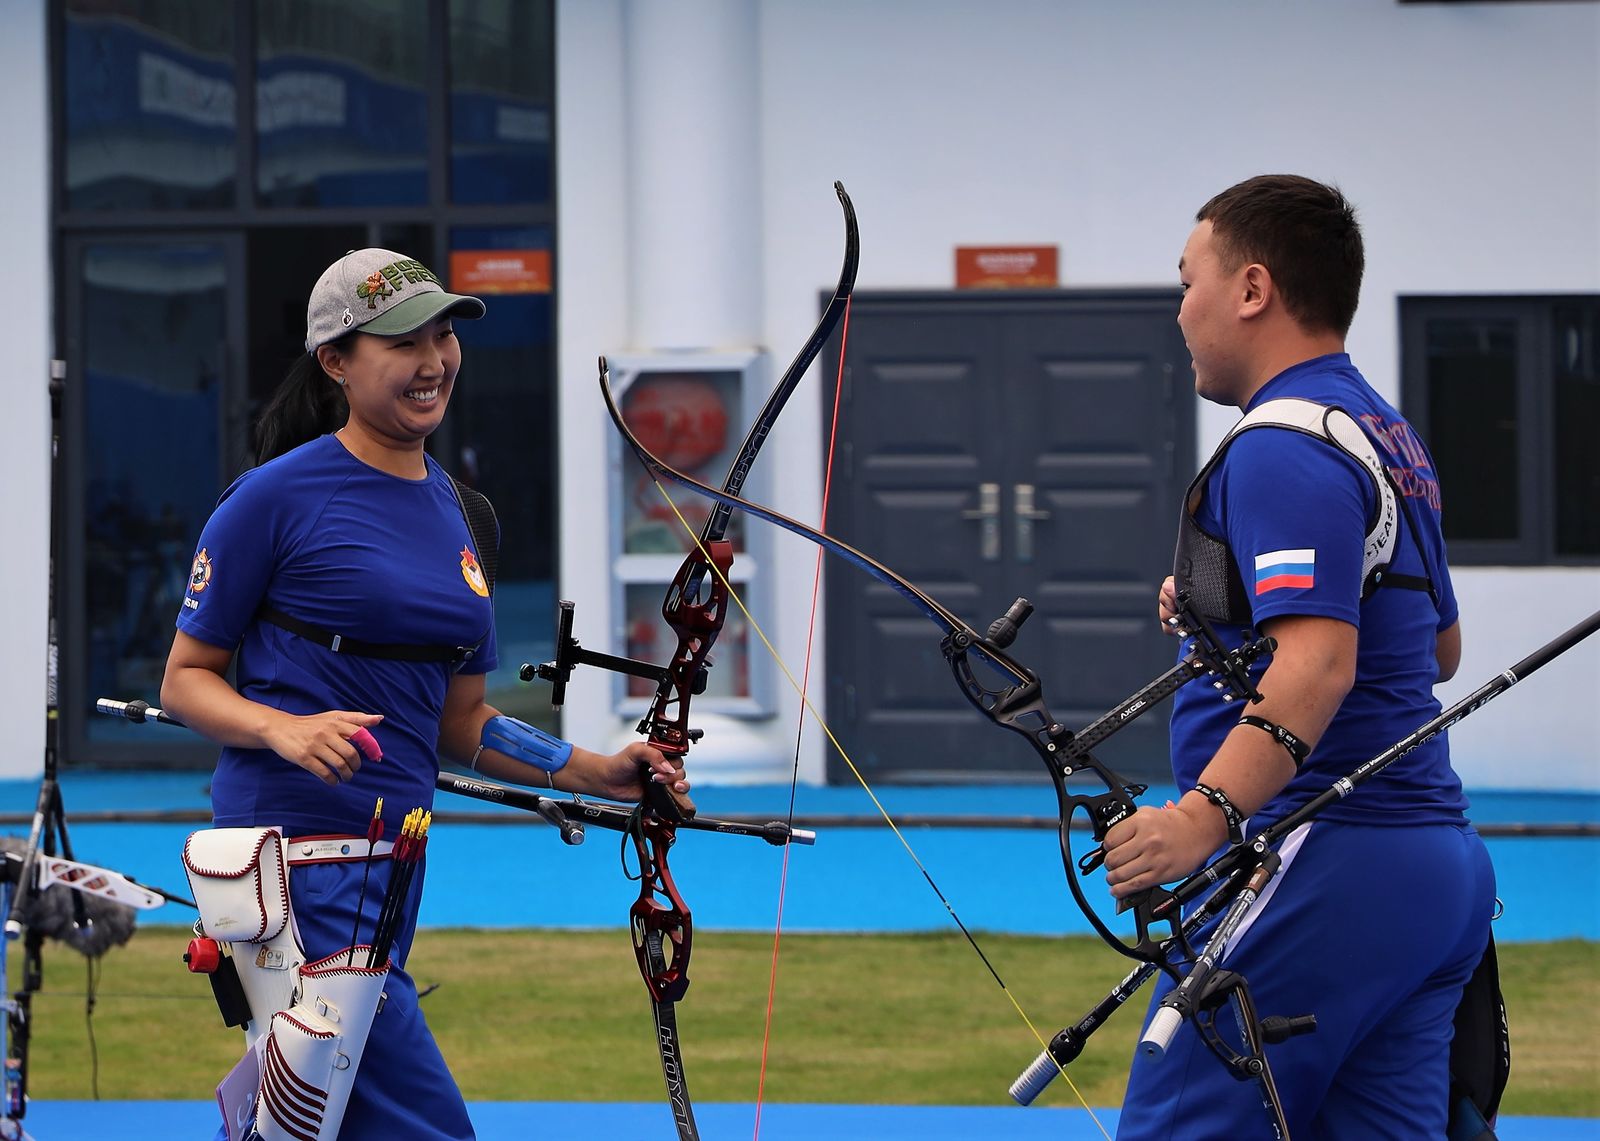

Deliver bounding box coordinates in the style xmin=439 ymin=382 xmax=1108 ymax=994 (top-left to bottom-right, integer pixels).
xmin=2 ymin=776 xmax=1596 ymax=941
xmin=16 ymin=1101 xmax=1599 ymax=1139
xmin=9 ymin=772 xmax=1599 ymax=821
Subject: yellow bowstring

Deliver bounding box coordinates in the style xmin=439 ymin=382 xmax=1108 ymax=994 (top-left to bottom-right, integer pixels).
xmin=643 ymin=475 xmax=1111 ymax=1140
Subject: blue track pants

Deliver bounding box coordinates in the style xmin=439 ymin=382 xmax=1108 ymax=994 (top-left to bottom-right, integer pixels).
xmin=1117 ymin=820 xmax=1495 ymax=1140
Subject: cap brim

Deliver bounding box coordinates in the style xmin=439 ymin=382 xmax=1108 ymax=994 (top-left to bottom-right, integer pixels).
xmin=360 ymin=291 xmax=486 ymax=337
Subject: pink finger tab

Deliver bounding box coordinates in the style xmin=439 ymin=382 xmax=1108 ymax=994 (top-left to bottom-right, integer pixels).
xmin=350 ymin=728 xmax=383 ymax=761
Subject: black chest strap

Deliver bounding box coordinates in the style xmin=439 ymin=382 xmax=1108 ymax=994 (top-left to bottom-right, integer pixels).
xmin=255 ymin=471 xmax=501 ymax=666
xmin=257 ymin=606 xmax=483 ymax=665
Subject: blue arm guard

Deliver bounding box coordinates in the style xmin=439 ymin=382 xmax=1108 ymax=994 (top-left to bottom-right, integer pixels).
xmin=475 ymin=715 xmax=573 ymax=773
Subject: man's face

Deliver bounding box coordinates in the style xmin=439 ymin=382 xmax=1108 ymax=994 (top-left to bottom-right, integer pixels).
xmin=1177 ymin=221 xmax=1249 ymax=407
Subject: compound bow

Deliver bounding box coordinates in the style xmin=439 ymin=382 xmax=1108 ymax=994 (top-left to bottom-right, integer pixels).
xmin=1012 ymin=604 xmax=1600 ymax=1135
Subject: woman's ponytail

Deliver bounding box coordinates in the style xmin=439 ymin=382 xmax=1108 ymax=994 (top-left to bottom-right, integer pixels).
xmin=254 ymin=345 xmax=349 ymax=465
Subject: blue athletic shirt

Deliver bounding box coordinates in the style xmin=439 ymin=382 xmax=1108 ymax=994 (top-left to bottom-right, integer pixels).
xmin=176 ymin=434 xmax=498 ymax=837
xmin=1170 ymin=353 xmax=1467 ymax=828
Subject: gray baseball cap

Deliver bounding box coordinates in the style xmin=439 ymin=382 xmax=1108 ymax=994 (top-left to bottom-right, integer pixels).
xmin=305 ymin=248 xmax=486 ymax=352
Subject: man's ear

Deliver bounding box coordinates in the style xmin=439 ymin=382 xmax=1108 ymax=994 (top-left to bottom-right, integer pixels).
xmin=1239 ymin=262 xmax=1273 ymax=321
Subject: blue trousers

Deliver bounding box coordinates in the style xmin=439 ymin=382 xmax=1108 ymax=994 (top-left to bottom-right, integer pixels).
xmin=213 ymin=856 xmax=475 ymax=1140
xmin=1116 ymin=820 xmax=1495 ymax=1141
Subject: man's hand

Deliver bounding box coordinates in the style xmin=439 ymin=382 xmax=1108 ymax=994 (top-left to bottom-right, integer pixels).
xmin=1157 ymin=576 xmax=1185 ymax=635
xmin=1101 ymin=799 xmax=1224 ymax=899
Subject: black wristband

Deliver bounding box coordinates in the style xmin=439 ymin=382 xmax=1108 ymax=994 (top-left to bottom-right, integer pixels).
xmin=1237 ymin=714 xmax=1310 ymax=767
xmin=1194 ymin=781 xmax=1245 ymax=846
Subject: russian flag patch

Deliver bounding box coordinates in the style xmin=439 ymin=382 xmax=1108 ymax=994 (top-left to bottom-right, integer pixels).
xmin=1254 ymin=548 xmax=1315 ymax=595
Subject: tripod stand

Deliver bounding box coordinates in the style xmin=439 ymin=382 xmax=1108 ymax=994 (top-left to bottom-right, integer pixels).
xmin=0 ymin=368 xmax=187 ymax=1133
xmin=0 ymin=367 xmax=72 ymax=1138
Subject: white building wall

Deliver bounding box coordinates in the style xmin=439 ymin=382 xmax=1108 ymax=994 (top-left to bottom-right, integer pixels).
xmin=559 ymin=0 xmax=1599 ymax=790
xmin=2 ymin=2 xmax=1592 ymax=786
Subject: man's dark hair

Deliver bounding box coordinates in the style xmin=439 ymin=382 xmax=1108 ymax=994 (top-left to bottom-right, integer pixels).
xmin=1197 ymin=174 xmax=1365 ymax=336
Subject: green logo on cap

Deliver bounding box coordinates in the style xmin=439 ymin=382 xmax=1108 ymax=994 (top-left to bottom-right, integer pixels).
xmin=355 ymin=259 xmax=442 ymax=309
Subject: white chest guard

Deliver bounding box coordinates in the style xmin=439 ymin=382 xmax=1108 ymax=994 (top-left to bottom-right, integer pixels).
xmin=1175 ymin=398 xmax=1429 ymax=626
xmin=1230 ymin=399 xmax=1400 ymax=585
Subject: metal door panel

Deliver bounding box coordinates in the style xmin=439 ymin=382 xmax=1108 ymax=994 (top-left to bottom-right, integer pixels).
xmin=824 ymin=290 xmax=1192 ymax=785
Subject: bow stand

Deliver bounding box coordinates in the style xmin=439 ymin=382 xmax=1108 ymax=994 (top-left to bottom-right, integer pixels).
xmin=4 ymin=371 xmax=186 ymax=1139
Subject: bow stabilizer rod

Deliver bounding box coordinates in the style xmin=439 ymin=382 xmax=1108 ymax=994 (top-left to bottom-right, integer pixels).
xmin=435 ymin=773 xmax=816 ymax=848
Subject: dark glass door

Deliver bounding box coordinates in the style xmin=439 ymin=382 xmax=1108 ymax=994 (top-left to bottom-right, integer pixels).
xmin=63 ymin=234 xmax=246 ymax=766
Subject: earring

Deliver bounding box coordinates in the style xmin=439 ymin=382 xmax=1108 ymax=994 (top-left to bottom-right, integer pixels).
xmin=334 ymin=375 xmax=346 ymax=386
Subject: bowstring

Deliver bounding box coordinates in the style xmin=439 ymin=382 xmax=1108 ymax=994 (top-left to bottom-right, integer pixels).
xmin=639 ymin=469 xmax=1112 ymax=1141
xmin=753 ymin=297 xmax=852 ymax=1138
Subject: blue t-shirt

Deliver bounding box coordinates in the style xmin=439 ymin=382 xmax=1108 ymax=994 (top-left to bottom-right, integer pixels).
xmin=177 ymin=435 xmax=498 ymax=835
xmin=1171 ymin=354 xmax=1467 ymax=827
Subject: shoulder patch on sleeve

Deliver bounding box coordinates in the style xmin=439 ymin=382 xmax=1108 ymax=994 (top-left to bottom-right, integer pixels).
xmin=1254 ymin=548 xmax=1315 ymax=595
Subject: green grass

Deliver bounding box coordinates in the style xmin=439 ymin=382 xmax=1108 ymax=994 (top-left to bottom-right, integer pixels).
xmin=9 ymin=928 xmax=1596 ymax=1115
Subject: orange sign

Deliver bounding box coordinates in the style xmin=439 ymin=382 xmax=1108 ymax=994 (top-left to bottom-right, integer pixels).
xmin=450 ymin=249 xmax=551 ymax=294
xmin=955 ymin=245 xmax=1059 ymax=288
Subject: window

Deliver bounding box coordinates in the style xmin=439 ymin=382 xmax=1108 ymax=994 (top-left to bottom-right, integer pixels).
xmin=449 ymin=0 xmax=553 ymax=205
xmin=255 ymin=0 xmax=430 ymax=207
xmin=1400 ymin=296 xmax=1600 ymax=565
xmin=61 ymin=1 xmax=237 ymax=210
xmin=53 ymin=0 xmax=557 ymax=766
xmin=74 ymin=240 xmax=231 ymax=758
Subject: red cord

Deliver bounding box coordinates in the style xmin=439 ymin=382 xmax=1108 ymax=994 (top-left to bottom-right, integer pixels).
xmin=753 ymin=298 xmax=852 ymax=1136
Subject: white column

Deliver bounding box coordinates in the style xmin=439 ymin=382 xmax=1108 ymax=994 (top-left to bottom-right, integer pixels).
xmin=623 ymin=0 xmax=762 ymax=350
xmin=0 ymin=1 xmax=51 ymax=778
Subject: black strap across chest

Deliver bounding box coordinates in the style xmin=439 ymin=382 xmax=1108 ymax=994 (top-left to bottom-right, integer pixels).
xmin=256 ymin=472 xmax=501 ymax=666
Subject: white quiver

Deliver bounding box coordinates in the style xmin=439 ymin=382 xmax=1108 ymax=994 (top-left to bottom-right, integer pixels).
xmin=255 ymin=950 xmax=389 ymax=1141
xmin=183 ymin=827 xmax=389 ymax=1141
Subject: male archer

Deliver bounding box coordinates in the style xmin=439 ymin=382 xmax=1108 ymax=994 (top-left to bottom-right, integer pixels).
xmin=1102 ymin=175 xmax=1495 ymax=1138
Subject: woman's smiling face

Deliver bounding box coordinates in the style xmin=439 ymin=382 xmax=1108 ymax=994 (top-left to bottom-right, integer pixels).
xmin=337 ymin=317 xmax=462 ymax=450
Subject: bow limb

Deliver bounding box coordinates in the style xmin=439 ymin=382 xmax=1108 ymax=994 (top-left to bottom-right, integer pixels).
xmin=698 ymin=181 xmax=858 ymax=545
xmin=600 ymin=359 xmax=1198 ymax=979
xmin=632 ymin=182 xmax=859 ymax=772
xmin=544 ymin=183 xmax=855 ymax=1139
